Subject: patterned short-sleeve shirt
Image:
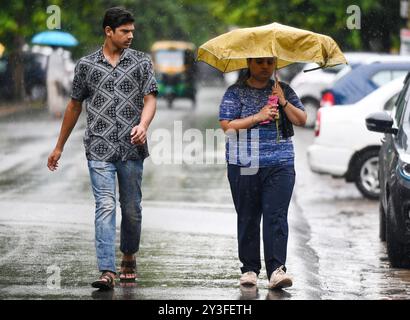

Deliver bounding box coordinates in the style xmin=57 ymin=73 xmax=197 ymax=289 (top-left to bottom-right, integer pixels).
xmin=219 ymin=80 xmax=304 ymax=167
xmin=71 ymin=47 xmax=158 ymax=162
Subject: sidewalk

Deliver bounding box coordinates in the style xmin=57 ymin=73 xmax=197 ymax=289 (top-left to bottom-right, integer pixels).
xmin=0 ymin=101 xmax=43 ymax=118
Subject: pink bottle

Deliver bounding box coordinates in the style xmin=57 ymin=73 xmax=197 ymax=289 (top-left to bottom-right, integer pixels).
xmin=260 ymin=95 xmax=278 ymax=124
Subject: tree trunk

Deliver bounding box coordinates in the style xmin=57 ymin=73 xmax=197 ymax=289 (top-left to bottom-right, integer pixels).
xmin=9 ymin=34 xmax=25 ymax=101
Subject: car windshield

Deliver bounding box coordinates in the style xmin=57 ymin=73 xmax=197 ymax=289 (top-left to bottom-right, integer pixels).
xmin=334 ymin=65 xmax=352 ymax=81
xmin=322 ymin=64 xmax=345 ymax=74
xmin=154 ymin=50 xmax=184 ymax=68
xmin=333 ymin=62 xmax=371 ymax=82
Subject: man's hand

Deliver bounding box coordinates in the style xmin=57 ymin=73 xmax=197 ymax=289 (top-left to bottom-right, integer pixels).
xmin=47 ymin=148 xmax=62 ymax=171
xmin=131 ymin=124 xmax=147 ymax=145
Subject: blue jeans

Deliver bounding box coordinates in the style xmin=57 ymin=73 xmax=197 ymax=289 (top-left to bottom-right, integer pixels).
xmin=227 ymin=164 xmax=295 ymax=279
xmin=88 ymin=160 xmax=143 ymax=273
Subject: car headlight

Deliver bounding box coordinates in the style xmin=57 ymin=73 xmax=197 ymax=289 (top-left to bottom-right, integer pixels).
xmin=398 ymin=159 xmax=410 ymax=181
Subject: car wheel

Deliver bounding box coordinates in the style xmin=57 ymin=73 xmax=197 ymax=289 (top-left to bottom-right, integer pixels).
xmin=386 ymin=198 xmax=410 ymax=268
xmin=379 ymin=201 xmax=386 ymax=242
xmin=354 ymin=149 xmax=380 ymax=199
xmin=302 ymin=98 xmax=319 ymax=128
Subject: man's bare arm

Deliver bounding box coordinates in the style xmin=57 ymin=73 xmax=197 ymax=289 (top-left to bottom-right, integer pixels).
xmin=47 ymin=99 xmax=83 ymax=171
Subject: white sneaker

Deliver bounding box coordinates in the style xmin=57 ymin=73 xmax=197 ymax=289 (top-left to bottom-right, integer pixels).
xmin=268 ymin=266 xmax=293 ymax=289
xmin=240 ymin=271 xmax=258 ymax=286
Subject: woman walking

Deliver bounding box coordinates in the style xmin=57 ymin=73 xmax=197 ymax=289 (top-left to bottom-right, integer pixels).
xmin=219 ymin=57 xmax=306 ymax=289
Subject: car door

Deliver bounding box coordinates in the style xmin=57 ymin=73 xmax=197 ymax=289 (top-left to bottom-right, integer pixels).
xmin=380 ymin=79 xmax=410 ymax=208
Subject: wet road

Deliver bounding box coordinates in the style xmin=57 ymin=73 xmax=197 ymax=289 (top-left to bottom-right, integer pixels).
xmin=0 ymin=85 xmax=410 ymax=300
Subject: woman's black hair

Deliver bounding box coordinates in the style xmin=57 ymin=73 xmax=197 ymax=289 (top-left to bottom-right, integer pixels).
xmin=235 ymin=58 xmax=251 ymax=85
xmin=102 ymin=7 xmax=135 ymax=32
xmin=235 ymin=68 xmax=251 ymax=85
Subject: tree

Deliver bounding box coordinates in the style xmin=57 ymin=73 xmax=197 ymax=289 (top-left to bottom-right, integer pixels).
xmin=0 ymin=0 xmax=225 ymax=101
xmin=0 ymin=0 xmax=102 ymax=101
xmin=0 ymin=0 xmax=52 ymax=100
xmin=205 ymin=0 xmax=402 ymax=53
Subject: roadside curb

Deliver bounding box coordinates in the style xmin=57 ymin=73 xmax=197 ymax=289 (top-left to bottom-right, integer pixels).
xmin=0 ymin=103 xmax=42 ymax=118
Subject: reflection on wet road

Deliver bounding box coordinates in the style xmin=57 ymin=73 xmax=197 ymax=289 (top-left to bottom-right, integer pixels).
xmin=294 ymin=128 xmax=410 ymax=300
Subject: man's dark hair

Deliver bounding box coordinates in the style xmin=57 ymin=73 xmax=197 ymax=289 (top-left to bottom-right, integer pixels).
xmin=102 ymin=7 xmax=135 ymax=32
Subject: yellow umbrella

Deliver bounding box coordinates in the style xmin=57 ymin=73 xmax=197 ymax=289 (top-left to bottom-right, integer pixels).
xmin=197 ymin=22 xmax=347 ymax=73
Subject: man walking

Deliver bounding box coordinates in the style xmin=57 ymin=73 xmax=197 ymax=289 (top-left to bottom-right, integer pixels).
xmin=47 ymin=7 xmax=158 ymax=290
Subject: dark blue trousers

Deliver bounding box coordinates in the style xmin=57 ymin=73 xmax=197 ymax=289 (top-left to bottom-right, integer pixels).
xmin=227 ymin=164 xmax=295 ymax=279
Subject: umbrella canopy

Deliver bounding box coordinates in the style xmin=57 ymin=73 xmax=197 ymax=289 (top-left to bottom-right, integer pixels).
xmin=197 ymin=22 xmax=347 ymax=73
xmin=31 ymin=31 xmax=78 ymax=47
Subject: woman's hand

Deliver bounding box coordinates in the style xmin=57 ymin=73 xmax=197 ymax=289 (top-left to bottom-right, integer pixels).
xmin=271 ymin=83 xmax=286 ymax=106
xmin=257 ymin=104 xmax=278 ymax=122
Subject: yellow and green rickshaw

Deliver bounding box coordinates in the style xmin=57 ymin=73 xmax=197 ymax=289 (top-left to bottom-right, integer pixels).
xmin=151 ymin=41 xmax=197 ymax=109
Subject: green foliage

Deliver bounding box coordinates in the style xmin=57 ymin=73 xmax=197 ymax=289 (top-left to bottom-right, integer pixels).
xmin=0 ymin=0 xmax=405 ymax=99
xmin=0 ymin=0 xmax=223 ymax=57
xmin=0 ymin=0 xmax=403 ymax=56
xmin=205 ymin=0 xmax=403 ymax=52
xmin=0 ymin=0 xmax=52 ymax=49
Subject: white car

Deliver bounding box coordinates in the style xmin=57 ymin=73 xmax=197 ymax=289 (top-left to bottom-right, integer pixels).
xmin=290 ymin=63 xmax=342 ymax=127
xmin=291 ymin=52 xmax=409 ymax=128
xmin=307 ymin=76 xmax=406 ymax=199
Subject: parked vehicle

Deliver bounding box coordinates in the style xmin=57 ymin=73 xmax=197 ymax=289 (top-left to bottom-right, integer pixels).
xmin=0 ymin=51 xmax=47 ymax=101
xmin=151 ymin=41 xmax=197 ymax=108
xmin=366 ymin=73 xmax=410 ymax=268
xmin=277 ymin=62 xmax=306 ymax=83
xmin=308 ymin=77 xmax=405 ymax=199
xmin=320 ymin=57 xmax=410 ymax=108
xmin=290 ymin=52 xmax=384 ymax=127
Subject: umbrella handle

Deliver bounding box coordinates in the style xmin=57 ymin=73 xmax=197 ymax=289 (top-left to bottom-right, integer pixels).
xmin=273 ymin=65 xmax=279 ymax=89
xmin=261 ymin=64 xmax=279 ymax=125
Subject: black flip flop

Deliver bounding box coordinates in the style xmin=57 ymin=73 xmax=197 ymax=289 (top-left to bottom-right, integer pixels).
xmin=119 ymin=260 xmax=137 ymax=282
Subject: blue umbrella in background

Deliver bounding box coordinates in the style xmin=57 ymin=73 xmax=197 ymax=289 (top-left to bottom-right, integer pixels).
xmin=31 ymin=31 xmax=79 ymax=47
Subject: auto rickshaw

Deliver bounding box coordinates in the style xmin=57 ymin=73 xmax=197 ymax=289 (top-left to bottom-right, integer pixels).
xmin=151 ymin=41 xmax=197 ymax=109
